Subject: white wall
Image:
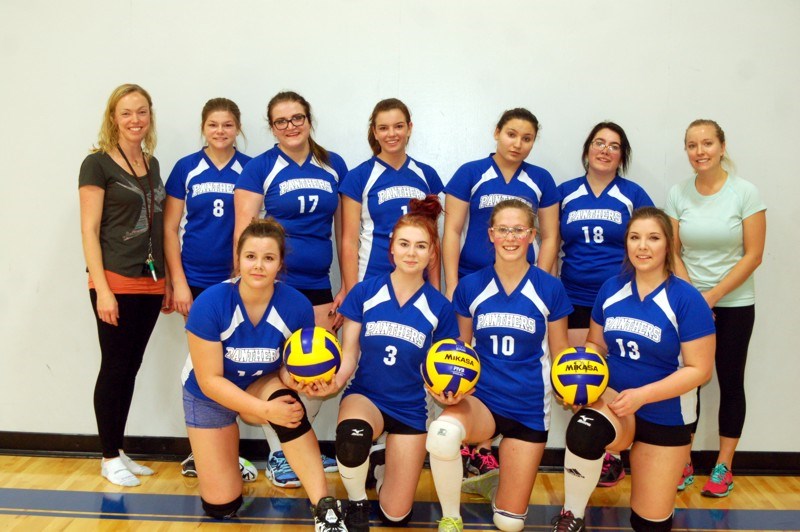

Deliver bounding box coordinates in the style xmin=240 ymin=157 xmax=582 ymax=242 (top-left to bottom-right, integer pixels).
xmin=1 ymin=0 xmax=797 ymax=451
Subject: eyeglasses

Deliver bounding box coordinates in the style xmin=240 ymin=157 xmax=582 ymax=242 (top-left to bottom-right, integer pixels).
xmin=272 ymin=114 xmax=307 ymax=130
xmin=590 ymin=139 xmax=621 ymax=153
xmin=491 ymin=226 xmax=533 ymax=238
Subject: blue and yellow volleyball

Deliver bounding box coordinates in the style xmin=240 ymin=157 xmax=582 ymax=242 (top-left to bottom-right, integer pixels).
xmin=421 ymin=339 xmax=481 ymax=395
xmin=550 ymin=346 xmax=609 ymax=406
xmin=282 ymin=327 xmax=342 ymax=384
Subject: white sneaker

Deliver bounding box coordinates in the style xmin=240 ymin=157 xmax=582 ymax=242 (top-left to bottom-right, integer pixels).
xmin=101 ymin=457 xmax=140 ymax=487
xmin=118 ymin=451 xmax=154 ymax=476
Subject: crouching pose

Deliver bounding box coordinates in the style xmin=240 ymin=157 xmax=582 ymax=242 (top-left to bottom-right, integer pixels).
xmin=428 ymin=199 xmax=572 ymax=532
xmin=329 ymin=196 xmax=457 ymax=531
xmin=182 ymin=218 xmax=345 ymax=530
xmin=550 ymin=207 xmax=715 ymax=532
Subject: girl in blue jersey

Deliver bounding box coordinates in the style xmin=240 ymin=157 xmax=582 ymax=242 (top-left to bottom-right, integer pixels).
xmin=558 ymin=122 xmax=653 ymax=487
xmin=550 ymin=208 xmax=715 ymax=532
xmin=428 ymin=199 xmax=571 ymax=532
xmin=327 ymin=196 xmax=457 ymax=531
xmin=234 ymin=91 xmax=345 ymax=487
xmin=164 ymin=98 xmax=251 ymax=316
xmin=340 ymin=98 xmax=444 ymax=291
xmin=182 ymin=219 xmax=345 ymax=530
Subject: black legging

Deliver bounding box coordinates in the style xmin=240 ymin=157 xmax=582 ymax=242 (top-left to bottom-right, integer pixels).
xmin=89 ymin=290 xmax=162 ymax=458
xmin=690 ymin=304 xmax=755 ymax=438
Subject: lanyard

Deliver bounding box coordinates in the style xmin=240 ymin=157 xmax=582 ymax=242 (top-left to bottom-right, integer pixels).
xmin=117 ymin=146 xmax=157 ymax=281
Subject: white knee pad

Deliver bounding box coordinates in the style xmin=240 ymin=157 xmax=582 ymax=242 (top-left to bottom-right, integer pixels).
xmin=493 ymin=506 xmax=526 ymax=532
xmin=426 ymin=416 xmax=465 ymax=460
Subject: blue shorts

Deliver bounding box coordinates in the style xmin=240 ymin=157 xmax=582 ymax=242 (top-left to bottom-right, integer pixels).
xmin=183 ymin=387 xmax=238 ymax=429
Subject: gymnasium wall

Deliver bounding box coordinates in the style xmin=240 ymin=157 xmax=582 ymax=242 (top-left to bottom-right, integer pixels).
xmin=1 ymin=0 xmax=797 ymax=453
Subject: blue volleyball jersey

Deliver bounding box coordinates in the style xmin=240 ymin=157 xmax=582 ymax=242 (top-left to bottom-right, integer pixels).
xmin=445 ymin=155 xmax=560 ymax=279
xmin=339 ymin=156 xmax=444 ymax=281
xmin=235 ymin=146 xmax=347 ymax=290
xmin=592 ymin=274 xmax=715 ymax=426
xmin=182 ymin=279 xmax=315 ymax=402
xmin=453 ymin=265 xmax=572 ymax=431
xmin=165 ymin=149 xmax=252 ymax=288
xmin=558 ymin=176 xmax=653 ymax=306
xmin=338 ymin=274 xmax=458 ymax=431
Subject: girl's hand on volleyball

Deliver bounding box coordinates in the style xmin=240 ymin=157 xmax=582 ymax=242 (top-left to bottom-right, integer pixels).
xmin=279 ymin=367 xmax=305 ymax=392
xmin=305 ymin=375 xmax=341 ymax=398
xmin=608 ymin=388 xmax=646 ymax=417
xmin=265 ymin=394 xmax=304 ymax=427
xmin=427 ymin=387 xmax=474 ymax=406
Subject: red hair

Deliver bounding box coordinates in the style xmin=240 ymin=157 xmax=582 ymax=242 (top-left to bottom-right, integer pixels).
xmin=389 ymin=195 xmax=443 ymax=266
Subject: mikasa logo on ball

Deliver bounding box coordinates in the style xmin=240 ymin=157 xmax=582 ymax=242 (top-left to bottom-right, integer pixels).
xmin=564 ymin=361 xmax=601 ymax=372
xmin=443 ymin=353 xmax=477 ymax=367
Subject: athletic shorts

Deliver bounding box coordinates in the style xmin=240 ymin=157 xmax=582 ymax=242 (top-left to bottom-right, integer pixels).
xmin=297 ymin=288 xmax=334 ymax=306
xmin=489 ymin=411 xmax=548 ymax=443
xmin=381 ymin=410 xmax=426 ymax=435
xmin=189 ymin=285 xmax=207 ymax=300
xmin=183 ymin=387 xmax=238 ymax=429
xmin=634 ymin=416 xmax=692 ymax=447
xmin=568 ymin=304 xmax=593 ymax=329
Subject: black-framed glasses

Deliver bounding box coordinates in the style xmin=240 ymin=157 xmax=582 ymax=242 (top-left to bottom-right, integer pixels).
xmin=272 ymin=114 xmax=307 ymax=130
xmin=590 ymin=139 xmax=621 ymax=153
xmin=490 ymin=226 xmax=533 ymax=238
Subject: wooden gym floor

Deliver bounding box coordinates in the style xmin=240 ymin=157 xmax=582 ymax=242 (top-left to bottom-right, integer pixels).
xmin=0 ymin=455 xmax=798 ymax=531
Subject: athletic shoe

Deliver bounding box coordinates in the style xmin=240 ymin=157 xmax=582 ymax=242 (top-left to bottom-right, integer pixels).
xmin=266 ymin=451 xmax=301 ymax=488
xmin=438 ymin=516 xmax=464 ymax=532
xmin=597 ymin=453 xmax=625 ymax=487
xmin=677 ymin=462 xmax=694 ymax=491
xmin=551 ymin=509 xmax=586 ymax=532
xmin=239 ymin=457 xmax=258 ymax=482
xmin=365 ymin=443 xmax=386 ymax=490
xmin=101 ymin=457 xmax=140 ymax=487
xmin=180 ymin=453 xmax=198 ymax=477
xmin=467 ymin=446 xmax=499 ymax=477
xmin=322 ymin=453 xmax=339 ymax=473
xmin=461 ymin=467 xmax=499 ymax=500
xmin=701 ymin=463 xmax=734 ymax=498
xmin=345 ymin=499 xmax=370 ymax=531
xmin=460 ymin=445 xmax=473 ymax=479
xmin=118 ymin=450 xmax=154 ymax=476
xmin=312 ymin=496 xmax=347 ymax=531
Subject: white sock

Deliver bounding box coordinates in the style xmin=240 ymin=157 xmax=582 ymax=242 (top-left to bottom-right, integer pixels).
xmin=301 ymin=395 xmax=323 ymax=423
xmin=118 ymin=450 xmax=154 ymax=476
xmin=429 ymin=453 xmax=463 ymax=518
xmin=262 ymin=424 xmax=282 ymax=458
xmin=563 ymin=449 xmax=604 ymax=519
xmin=336 ymin=458 xmax=369 ymax=501
xmin=101 ymin=457 xmax=140 ymax=487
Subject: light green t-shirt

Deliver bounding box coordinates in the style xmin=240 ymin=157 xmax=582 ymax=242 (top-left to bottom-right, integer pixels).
xmin=665 ymin=175 xmax=766 ymax=307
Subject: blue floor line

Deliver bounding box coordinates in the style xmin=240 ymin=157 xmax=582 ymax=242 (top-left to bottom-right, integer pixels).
xmin=0 ymin=488 xmax=797 ymax=530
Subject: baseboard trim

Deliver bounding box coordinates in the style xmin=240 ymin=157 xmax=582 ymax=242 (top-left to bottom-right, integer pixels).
xmin=1 ymin=431 xmax=797 ymax=475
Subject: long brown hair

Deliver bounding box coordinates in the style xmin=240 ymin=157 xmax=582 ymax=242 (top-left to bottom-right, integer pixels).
xmin=622 ymin=207 xmax=675 ymax=276
xmin=267 ymin=91 xmax=330 ymax=166
xmin=201 ymin=97 xmax=246 ymax=145
xmin=236 ymin=218 xmax=287 ymax=274
xmin=368 ymin=98 xmax=411 ymax=156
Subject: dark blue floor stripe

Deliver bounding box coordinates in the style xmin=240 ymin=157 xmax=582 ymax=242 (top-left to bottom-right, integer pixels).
xmin=0 ymin=488 xmax=797 ymax=530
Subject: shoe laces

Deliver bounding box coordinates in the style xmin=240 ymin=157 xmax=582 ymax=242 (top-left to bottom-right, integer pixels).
xmin=551 ymin=510 xmax=578 ymax=532
xmin=601 ymin=456 xmax=611 ymax=475
xmin=438 ymin=516 xmax=462 ymax=531
xmin=477 ymin=449 xmax=499 ymax=470
xmin=460 ymin=446 xmax=473 ymax=458
xmin=710 ymin=463 xmax=729 ymax=483
xmin=270 ymin=453 xmax=295 ymax=477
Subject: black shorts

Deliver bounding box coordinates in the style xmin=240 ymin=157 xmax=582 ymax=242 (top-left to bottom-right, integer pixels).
xmin=380 ymin=410 xmax=425 ymax=435
xmin=634 ymin=417 xmax=692 ymax=447
xmin=488 ymin=411 xmax=548 ymax=443
xmin=297 ymin=288 xmax=334 ymax=306
xmin=568 ymin=304 xmax=593 ymax=329
xmin=189 ymin=285 xmax=207 ymax=300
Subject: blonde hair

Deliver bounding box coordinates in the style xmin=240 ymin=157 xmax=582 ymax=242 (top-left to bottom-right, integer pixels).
xmin=93 ymin=84 xmax=157 ymax=156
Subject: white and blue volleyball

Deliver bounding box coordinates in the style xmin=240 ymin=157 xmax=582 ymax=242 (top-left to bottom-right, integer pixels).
xmin=421 ymin=339 xmax=481 ymax=395
xmin=282 ymin=327 xmax=342 ymax=384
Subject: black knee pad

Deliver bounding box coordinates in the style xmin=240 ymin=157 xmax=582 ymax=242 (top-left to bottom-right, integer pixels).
xmin=378 ymin=506 xmax=412 ymax=526
xmin=267 ymin=389 xmax=312 ymax=443
xmin=565 ymin=408 xmax=616 ymax=460
xmin=201 ymin=495 xmax=243 ymax=520
xmin=335 ymin=419 xmax=373 ymax=467
xmin=631 ymin=509 xmax=673 ymax=532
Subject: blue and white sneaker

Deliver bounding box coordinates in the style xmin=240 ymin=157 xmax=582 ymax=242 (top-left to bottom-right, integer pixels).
xmin=266 ymin=451 xmax=301 ymax=488
xmin=321 ymin=453 xmax=338 ymax=473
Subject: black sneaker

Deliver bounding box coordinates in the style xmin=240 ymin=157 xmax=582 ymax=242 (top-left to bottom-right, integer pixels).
xmin=312 ymin=496 xmax=347 ymax=531
xmin=597 ymin=453 xmax=625 ymax=487
xmin=551 ymin=509 xmax=585 ymax=532
xmin=467 ymin=447 xmax=499 ymax=476
xmin=180 ymin=453 xmax=197 ymax=477
xmin=345 ymin=499 xmax=370 ymax=531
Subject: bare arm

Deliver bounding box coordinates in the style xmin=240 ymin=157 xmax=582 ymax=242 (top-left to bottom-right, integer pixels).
xmin=702 ymin=211 xmax=766 ymax=308
xmin=334 ymin=318 xmax=362 ymax=389
xmin=340 ymin=195 xmax=362 ymax=292
xmin=163 ymin=195 xmax=192 ymax=315
xmin=80 ymin=185 xmax=118 ymax=326
xmin=585 ymin=318 xmax=607 ymax=356
xmin=442 ymin=194 xmax=469 ymax=300
xmin=669 ymin=216 xmax=690 ymax=282
xmin=233 ymin=189 xmax=264 ymax=266
xmin=329 ymin=198 xmax=346 ymax=328
xmin=457 ymin=314 xmax=474 ymax=344
xmin=547 ymin=316 xmax=570 ymax=360
xmin=536 ymin=203 xmax=560 ymax=274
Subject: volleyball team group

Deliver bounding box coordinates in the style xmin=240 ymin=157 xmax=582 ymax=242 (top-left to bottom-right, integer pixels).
xmin=78 ymin=83 xmax=766 ymax=532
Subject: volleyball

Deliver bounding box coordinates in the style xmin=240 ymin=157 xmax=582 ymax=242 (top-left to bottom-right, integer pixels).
xmin=551 ymin=346 xmax=609 ymax=406
xmin=282 ymin=327 xmax=342 ymax=384
xmin=421 ymin=339 xmax=481 ymax=395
